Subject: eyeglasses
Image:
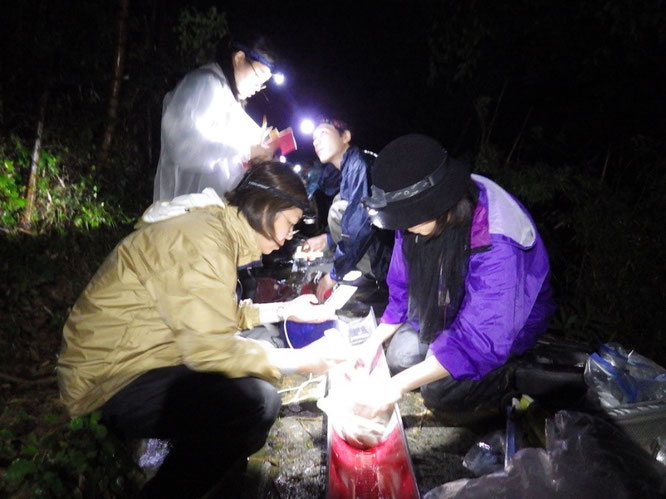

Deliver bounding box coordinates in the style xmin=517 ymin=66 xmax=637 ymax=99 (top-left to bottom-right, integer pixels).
xmin=278 ymin=211 xmax=300 ymax=238
xmin=249 ymin=61 xmax=270 ymax=90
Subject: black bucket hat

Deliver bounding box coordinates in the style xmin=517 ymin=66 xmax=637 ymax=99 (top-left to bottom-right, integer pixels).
xmin=362 ymin=134 xmax=470 ymax=230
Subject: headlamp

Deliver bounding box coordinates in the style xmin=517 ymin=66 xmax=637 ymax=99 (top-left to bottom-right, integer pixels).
xmin=233 ymin=43 xmax=276 ymax=71
xmin=247 ymin=181 xmax=315 ymax=224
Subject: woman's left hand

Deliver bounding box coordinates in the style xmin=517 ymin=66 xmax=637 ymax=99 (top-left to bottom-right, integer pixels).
xmin=316 ymin=273 xmax=335 ymax=303
xmin=284 ymin=294 xmax=335 ymax=323
xmin=350 ymin=377 xmax=403 ymax=419
xmin=300 ymin=330 xmax=351 ymax=374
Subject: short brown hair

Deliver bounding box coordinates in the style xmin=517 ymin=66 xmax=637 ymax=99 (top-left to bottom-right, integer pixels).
xmin=226 ymin=160 xmax=309 ymax=241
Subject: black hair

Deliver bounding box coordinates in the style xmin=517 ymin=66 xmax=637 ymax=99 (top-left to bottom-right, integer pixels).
xmin=316 ymin=116 xmax=352 ymax=136
xmin=217 ymin=34 xmax=277 ymax=102
xmin=402 ymin=181 xmax=479 ymax=343
xmin=226 ymin=160 xmax=308 ymax=242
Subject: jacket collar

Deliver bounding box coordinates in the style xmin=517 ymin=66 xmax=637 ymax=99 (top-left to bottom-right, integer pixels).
xmin=339 ymin=145 xmax=360 ymax=172
xmin=218 ymin=205 xmax=263 ymax=268
xmin=137 ymin=189 xmax=263 ymax=268
xmin=140 ymin=188 xmax=225 ymax=224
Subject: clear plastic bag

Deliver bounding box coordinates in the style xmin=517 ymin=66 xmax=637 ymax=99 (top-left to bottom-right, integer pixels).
xmin=335 ymin=306 xmax=376 ymax=345
xmin=462 ymin=430 xmax=505 ymax=476
xmin=584 ymin=343 xmax=666 ymax=408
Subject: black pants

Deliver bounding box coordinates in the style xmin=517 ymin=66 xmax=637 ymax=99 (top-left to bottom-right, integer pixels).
xmin=385 ymin=324 xmax=514 ymax=419
xmin=100 ymin=365 xmax=281 ymax=498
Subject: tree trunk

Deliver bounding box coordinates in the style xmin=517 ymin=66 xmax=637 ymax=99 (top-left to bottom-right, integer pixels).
xmin=20 ymin=90 xmax=49 ymax=230
xmin=99 ymin=0 xmax=130 ymax=162
xmin=144 ymin=0 xmax=157 ymax=167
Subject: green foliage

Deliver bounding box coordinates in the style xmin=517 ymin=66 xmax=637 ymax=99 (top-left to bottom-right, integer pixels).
xmin=1 ymin=412 xmax=141 ymax=497
xmin=0 ymin=158 xmax=27 ymax=225
xmin=175 ymin=6 xmax=229 ymax=66
xmin=0 ymin=136 xmax=131 ymax=233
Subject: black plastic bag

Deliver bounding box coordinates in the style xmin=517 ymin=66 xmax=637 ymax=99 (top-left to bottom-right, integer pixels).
xmin=425 ymin=410 xmax=666 ymax=499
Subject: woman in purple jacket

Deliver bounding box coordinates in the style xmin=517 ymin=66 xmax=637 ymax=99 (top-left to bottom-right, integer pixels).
xmin=355 ymin=134 xmax=556 ymax=422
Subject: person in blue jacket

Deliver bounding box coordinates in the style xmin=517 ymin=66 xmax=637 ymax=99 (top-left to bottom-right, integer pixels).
xmin=303 ymin=118 xmax=391 ymax=301
xmin=352 ymin=134 xmax=556 ymax=423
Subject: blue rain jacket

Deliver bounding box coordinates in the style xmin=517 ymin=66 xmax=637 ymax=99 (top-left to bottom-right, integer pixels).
xmin=327 ymin=146 xmax=390 ymax=281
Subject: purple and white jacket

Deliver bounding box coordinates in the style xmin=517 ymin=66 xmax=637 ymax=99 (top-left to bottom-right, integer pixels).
xmin=381 ymin=174 xmax=556 ymax=380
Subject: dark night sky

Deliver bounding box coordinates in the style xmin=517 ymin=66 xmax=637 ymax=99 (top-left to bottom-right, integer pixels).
xmin=2 ymin=1 xmax=663 ymax=169
xmin=211 ymin=0 xmax=665 ymax=168
xmin=221 ymin=2 xmax=437 ymax=162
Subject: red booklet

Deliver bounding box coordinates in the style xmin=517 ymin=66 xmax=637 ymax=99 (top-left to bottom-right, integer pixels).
xmin=266 ymin=127 xmax=297 ymax=156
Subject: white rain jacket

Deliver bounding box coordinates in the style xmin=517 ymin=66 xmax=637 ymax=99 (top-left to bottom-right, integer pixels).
xmin=153 ymin=63 xmax=262 ymax=201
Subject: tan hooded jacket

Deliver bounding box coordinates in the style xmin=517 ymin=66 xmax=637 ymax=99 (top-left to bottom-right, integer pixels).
xmin=57 ymin=192 xmax=280 ymax=417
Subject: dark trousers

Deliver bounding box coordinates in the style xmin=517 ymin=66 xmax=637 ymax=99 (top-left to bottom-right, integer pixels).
xmin=100 ymin=365 xmax=281 ymax=498
xmin=386 ymin=324 xmax=514 ymax=420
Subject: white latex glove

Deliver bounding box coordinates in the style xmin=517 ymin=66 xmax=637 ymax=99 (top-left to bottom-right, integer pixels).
xmin=350 ymin=377 xmax=403 ymax=420
xmin=317 ymin=396 xmax=389 ymax=449
xmin=299 ymin=329 xmax=351 ymax=374
xmin=257 ymin=294 xmax=335 ymax=324
xmin=263 ymin=329 xmax=348 ymax=376
xmin=284 ymin=294 xmax=336 ymax=323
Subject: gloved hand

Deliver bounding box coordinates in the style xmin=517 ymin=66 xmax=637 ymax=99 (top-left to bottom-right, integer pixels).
xmin=317 ymin=396 xmax=390 ymax=449
xmin=300 ymin=329 xmax=351 ymax=374
xmin=349 ymin=379 xmax=402 ymax=420
xmin=257 ymin=294 xmax=335 ymax=324
xmin=263 ymin=328 xmax=348 ymax=375
xmin=285 ymin=294 xmax=336 ymax=322
xmin=318 ymin=355 xmax=401 ymax=448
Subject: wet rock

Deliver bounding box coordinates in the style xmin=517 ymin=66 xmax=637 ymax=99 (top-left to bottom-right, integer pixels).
xmin=239 ymin=374 xmax=490 ymax=498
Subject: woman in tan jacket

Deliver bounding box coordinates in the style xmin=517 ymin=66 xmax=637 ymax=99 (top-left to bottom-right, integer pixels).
xmin=57 ymin=161 xmax=344 ymax=497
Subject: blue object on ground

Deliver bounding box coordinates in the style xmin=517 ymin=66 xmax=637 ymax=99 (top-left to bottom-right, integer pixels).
xmin=283 ymin=320 xmax=337 ymax=348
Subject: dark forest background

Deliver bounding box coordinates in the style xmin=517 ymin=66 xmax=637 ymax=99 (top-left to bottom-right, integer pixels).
xmin=1 ymin=1 xmax=665 ymax=496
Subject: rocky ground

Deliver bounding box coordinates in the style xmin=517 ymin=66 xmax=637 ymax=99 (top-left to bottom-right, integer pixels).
xmin=134 ymin=254 xmax=492 ymax=498
xmin=220 ymin=373 xmax=482 ymax=498
xmin=1 ymin=241 xmax=491 ymax=498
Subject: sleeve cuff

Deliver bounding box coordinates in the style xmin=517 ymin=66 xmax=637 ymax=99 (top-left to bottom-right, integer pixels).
xmin=430 ymin=332 xmax=489 ymax=381
xmin=240 ymin=301 xmax=261 ymax=328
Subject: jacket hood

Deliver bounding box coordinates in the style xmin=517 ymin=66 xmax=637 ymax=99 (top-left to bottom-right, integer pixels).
xmin=138 ymin=188 xmax=261 ymax=267
xmin=472 ymin=175 xmax=536 ymax=249
xmin=141 ymin=188 xmax=225 ymax=224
